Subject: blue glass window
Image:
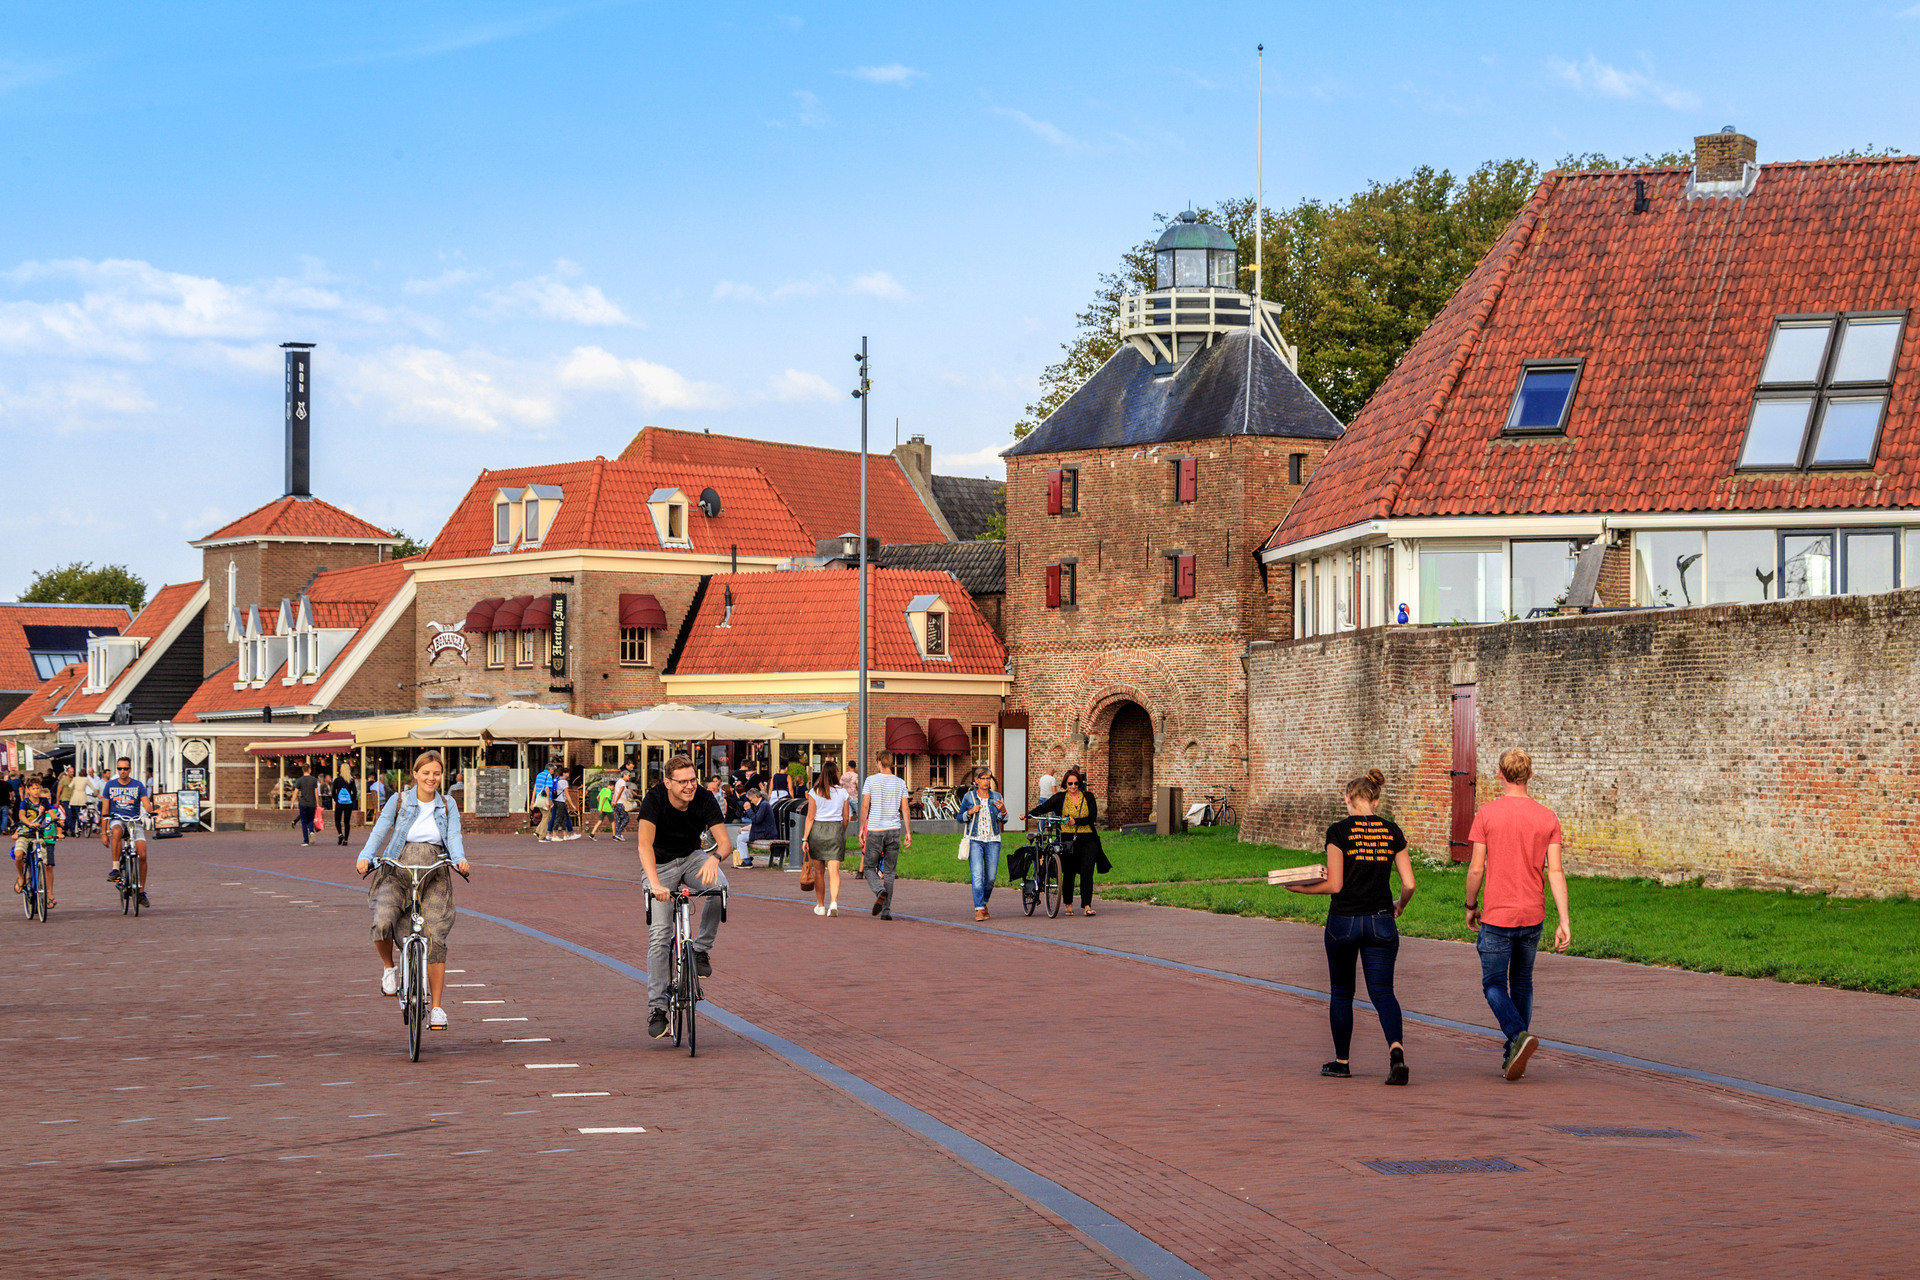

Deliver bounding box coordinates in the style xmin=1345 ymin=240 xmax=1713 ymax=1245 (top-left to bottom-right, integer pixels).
xmin=1504 ymin=364 xmax=1580 ymax=434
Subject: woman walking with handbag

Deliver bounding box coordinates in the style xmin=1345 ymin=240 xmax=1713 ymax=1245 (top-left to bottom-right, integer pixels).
xmin=1027 ymin=766 xmax=1102 ymax=916
xmin=801 ymin=760 xmax=851 ymax=917
xmin=956 ymin=767 xmax=1007 ymax=921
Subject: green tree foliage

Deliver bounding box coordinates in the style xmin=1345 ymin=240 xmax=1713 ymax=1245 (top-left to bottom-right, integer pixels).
xmin=974 ymin=509 xmax=1006 ymax=542
xmin=1555 ymin=150 xmax=1692 ymax=171
xmin=387 ymin=529 xmax=429 ymax=558
xmin=20 ymin=562 xmax=147 ymax=612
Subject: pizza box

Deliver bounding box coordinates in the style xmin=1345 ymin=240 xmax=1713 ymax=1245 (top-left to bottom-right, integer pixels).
xmin=1268 ymin=864 xmax=1328 ymax=886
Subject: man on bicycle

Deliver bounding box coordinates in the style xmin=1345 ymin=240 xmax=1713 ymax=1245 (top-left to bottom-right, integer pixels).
xmin=100 ymin=756 xmax=153 ymax=908
xmin=634 ymin=754 xmax=729 ymax=1041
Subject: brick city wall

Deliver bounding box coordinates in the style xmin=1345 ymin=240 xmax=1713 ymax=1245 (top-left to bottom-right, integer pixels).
xmin=1246 ymin=589 xmax=1920 ymax=895
xmin=200 ymin=542 xmax=385 ymax=678
xmin=332 ymin=602 xmax=417 ymax=715
xmin=1004 ymin=436 xmax=1327 ymax=818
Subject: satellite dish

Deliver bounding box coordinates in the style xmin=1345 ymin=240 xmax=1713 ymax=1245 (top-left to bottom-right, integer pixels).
xmin=698 ymin=488 xmax=722 ymax=518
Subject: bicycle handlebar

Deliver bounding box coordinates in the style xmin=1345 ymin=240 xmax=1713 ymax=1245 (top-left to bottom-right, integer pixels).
xmin=359 ymin=856 xmax=470 ymax=882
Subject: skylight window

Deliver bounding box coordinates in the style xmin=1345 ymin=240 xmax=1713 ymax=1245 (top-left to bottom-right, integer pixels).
xmin=1740 ymin=313 xmax=1904 ymax=470
xmin=1502 ymin=361 xmax=1582 ymax=435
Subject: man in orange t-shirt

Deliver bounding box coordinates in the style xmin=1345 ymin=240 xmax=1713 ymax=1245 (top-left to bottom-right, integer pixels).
xmin=1463 ymin=747 xmax=1572 ymax=1082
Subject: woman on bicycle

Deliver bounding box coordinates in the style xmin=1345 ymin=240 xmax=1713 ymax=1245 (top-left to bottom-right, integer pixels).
xmin=1026 ymin=766 xmax=1101 ymax=916
xmin=801 ymin=760 xmax=851 ymax=917
xmin=956 ymin=766 xmax=1007 ymax=921
xmin=357 ymin=750 xmax=469 ymax=1032
xmin=1286 ymin=768 xmax=1414 ymax=1085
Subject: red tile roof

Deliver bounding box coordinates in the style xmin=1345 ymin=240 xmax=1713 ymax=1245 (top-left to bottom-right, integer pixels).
xmin=622 ymin=426 xmax=948 ymax=545
xmin=670 ymin=569 xmax=1007 ymax=677
xmin=50 ymin=583 xmax=206 ymax=720
xmin=1269 ymin=157 xmax=1920 ymax=551
xmin=180 ymin=558 xmax=414 ymax=720
xmin=0 ymin=662 xmax=85 ymax=737
xmin=0 ymin=602 xmax=130 ymax=691
xmin=195 ymin=495 xmax=396 ymax=546
xmin=422 ymin=457 xmax=814 ymax=561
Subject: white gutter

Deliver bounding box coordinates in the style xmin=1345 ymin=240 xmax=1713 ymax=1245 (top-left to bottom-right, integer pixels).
xmin=1260 ymin=520 xmax=1388 ymax=564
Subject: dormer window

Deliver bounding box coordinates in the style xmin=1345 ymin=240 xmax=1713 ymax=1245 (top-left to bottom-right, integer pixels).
xmin=524 ymin=498 xmax=540 ymax=541
xmin=925 ymin=611 xmax=946 ymax=657
xmin=495 ymin=501 xmax=512 ymax=547
xmin=668 ymin=503 xmax=685 ymax=540
xmin=1739 ymin=313 xmax=1904 ymax=470
xmin=648 ymin=488 xmax=693 ymax=548
xmin=905 ymin=594 xmax=952 ymax=660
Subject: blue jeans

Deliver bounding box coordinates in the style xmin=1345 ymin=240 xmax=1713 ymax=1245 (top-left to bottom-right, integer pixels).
xmin=967 ymin=839 xmax=1000 ymax=909
xmin=1477 ymin=922 xmax=1542 ymax=1045
xmin=1324 ymin=912 xmax=1403 ymax=1059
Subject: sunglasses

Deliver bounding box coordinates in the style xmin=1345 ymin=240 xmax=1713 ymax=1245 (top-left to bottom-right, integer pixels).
xmin=1065 ymin=781 xmax=1082 ymax=788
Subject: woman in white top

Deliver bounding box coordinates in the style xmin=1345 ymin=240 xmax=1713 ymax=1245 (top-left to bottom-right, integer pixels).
xmin=802 ymin=760 xmax=851 ymax=917
xmin=357 ymin=750 xmax=469 ymax=1030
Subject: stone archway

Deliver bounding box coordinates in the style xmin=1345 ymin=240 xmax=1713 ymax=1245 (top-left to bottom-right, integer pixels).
xmin=1105 ymin=702 xmax=1154 ymax=827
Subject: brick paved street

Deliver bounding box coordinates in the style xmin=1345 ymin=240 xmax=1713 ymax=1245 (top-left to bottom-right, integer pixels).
xmin=10 ymin=831 xmax=1919 ymax=1278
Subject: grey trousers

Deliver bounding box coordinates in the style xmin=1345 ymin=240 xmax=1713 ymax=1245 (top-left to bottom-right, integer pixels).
xmin=647 ymin=853 xmax=724 ymax=1011
xmin=863 ymin=828 xmax=902 ymax=904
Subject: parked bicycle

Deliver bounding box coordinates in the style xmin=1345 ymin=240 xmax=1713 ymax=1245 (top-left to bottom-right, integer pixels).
xmin=114 ymin=818 xmax=145 ymax=917
xmin=19 ymin=811 xmax=55 ymax=922
xmin=1195 ymin=787 xmax=1237 ymax=828
xmin=360 ymin=855 xmax=468 ymax=1062
xmin=650 ymin=882 xmax=726 ymax=1057
xmin=915 ymin=787 xmax=958 ymax=821
xmin=1014 ymin=815 xmax=1066 ymax=918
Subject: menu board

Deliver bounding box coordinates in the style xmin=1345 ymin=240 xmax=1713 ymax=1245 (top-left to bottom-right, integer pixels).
xmin=474 ymin=767 xmax=511 ymax=818
xmin=152 ymin=792 xmax=182 ymax=838
xmin=178 ymin=790 xmax=203 ymax=830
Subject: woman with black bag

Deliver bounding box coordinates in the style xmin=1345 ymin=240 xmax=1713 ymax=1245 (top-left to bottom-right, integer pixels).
xmin=1026 ymin=766 xmax=1104 ymax=916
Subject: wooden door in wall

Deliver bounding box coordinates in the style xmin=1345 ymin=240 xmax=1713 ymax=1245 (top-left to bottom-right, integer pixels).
xmin=1449 ymin=685 xmax=1476 ymax=861
xmin=1106 ymin=703 xmax=1154 ymax=827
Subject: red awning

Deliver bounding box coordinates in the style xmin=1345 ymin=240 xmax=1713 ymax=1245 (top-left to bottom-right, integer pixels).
xmin=884 ymin=717 xmax=928 ymax=754
xmin=491 ymin=595 xmax=533 ymax=630
xmin=246 ymin=732 xmax=358 ymax=759
xmin=620 ymin=593 xmax=668 ymax=628
xmin=520 ymin=595 xmax=554 ymax=630
xmin=463 ymin=597 xmax=504 ymax=634
xmin=927 ymin=717 xmax=970 ymax=755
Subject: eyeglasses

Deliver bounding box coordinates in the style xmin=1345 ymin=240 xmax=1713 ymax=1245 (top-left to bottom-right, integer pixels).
xmin=1065 ymin=781 xmax=1081 ymax=788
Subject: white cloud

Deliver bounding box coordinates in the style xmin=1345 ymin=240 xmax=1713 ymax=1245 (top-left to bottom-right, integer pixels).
xmin=767 ymin=369 xmax=840 ymax=403
xmin=934 ymin=441 xmax=1010 ymax=477
xmin=339 ymin=345 xmax=557 ymax=431
xmin=794 ymin=89 xmax=829 ymax=128
xmin=482 ymin=267 xmax=637 ymax=326
xmin=850 ymin=63 xmax=924 ymax=85
xmin=559 ymin=346 xmax=727 ymax=411
xmin=849 ymin=271 xmax=908 ymax=301
xmin=992 ymin=107 xmax=1072 ymax=148
xmin=404 ymin=267 xmax=483 ymax=295
xmin=1548 ymin=54 xmax=1699 ymax=110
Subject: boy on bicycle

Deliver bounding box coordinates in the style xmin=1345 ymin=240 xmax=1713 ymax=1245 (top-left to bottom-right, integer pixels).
xmin=11 ymin=774 xmax=57 ymax=905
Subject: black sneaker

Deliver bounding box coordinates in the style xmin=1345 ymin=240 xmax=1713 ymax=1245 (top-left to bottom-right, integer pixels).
xmin=108 ymin=868 xmax=122 ymax=883
xmin=693 ymin=951 xmax=712 ymax=978
xmin=648 ymin=1010 xmax=670 ymax=1039
xmin=1321 ymin=1060 xmax=1351 ymax=1078
xmin=880 ymin=908 xmax=893 ymax=921
xmin=1385 ymin=1048 xmax=1409 ymax=1086
xmin=138 ymin=892 xmax=151 ymax=908
xmin=871 ymin=892 xmax=888 ymax=917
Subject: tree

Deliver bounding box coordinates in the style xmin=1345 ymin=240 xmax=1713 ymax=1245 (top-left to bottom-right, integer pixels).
xmin=974 ymin=510 xmax=1006 ymax=542
xmin=21 ymin=562 xmax=147 ymax=612
xmin=388 ymin=529 xmax=429 ymax=558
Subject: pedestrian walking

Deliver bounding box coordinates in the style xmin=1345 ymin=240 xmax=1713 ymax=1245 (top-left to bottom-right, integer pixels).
xmin=549 ymin=769 xmax=574 ymax=839
xmin=530 ymin=762 xmax=554 ymax=838
xmin=1288 ymin=768 xmax=1414 ymax=1084
xmin=802 ymin=763 xmax=852 ymax=916
xmin=57 ymin=766 xmax=78 ymax=836
xmin=331 ymin=764 xmax=358 ymax=846
xmin=1027 ymin=766 xmax=1103 ymax=916
xmin=838 ymin=762 xmax=861 ymax=874
xmin=1036 ymin=768 xmax=1057 ymax=803
xmin=956 ymin=767 xmax=1007 ymax=921
xmin=858 ymin=753 xmax=911 ymax=920
xmin=611 ymin=766 xmax=634 ymax=840
xmin=587 ymin=774 xmax=612 ymax=840
xmin=1463 ymin=748 xmax=1572 ymax=1082
xmin=293 ymin=763 xmax=320 ymax=846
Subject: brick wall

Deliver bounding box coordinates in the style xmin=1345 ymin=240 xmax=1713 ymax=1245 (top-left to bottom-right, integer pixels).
xmin=1246 ymin=589 xmax=1920 ymax=895
xmin=332 ymin=602 xmax=417 ymax=714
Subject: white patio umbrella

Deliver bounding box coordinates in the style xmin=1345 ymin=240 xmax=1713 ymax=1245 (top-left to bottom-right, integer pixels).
xmin=594 ymin=702 xmax=783 ymax=743
xmin=410 ymin=700 xmax=611 ymax=742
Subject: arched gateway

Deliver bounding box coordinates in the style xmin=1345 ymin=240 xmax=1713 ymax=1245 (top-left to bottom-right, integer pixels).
xmin=1105 ymin=702 xmax=1154 ymax=826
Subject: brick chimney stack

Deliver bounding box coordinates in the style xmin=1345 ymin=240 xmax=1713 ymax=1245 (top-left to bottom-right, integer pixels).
xmin=1695 ymin=128 xmax=1757 ymax=182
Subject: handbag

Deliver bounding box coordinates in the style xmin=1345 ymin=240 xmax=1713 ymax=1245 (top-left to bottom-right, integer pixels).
xmin=799 ymin=857 xmax=818 ymax=891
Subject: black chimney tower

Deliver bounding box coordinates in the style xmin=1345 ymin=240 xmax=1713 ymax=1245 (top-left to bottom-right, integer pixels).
xmin=282 ymin=342 xmax=315 ymax=498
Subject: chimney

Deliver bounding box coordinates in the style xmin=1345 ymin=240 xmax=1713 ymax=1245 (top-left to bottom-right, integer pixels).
xmin=892 ymin=433 xmax=932 ymax=484
xmin=1694 ymin=127 xmax=1756 ymax=184
xmin=282 ymin=342 xmax=315 ymax=498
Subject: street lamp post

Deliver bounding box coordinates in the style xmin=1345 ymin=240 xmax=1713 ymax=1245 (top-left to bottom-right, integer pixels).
xmin=852 ymin=339 xmax=871 ymax=789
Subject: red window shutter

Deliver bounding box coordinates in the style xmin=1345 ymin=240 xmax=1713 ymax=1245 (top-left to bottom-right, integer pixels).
xmin=1176 ymin=554 xmax=1196 ymax=598
xmin=1045 ymin=564 xmax=1062 ymax=608
xmin=1177 ymin=458 xmax=1197 ymax=502
xmin=1047 ymin=470 xmax=1062 ymax=515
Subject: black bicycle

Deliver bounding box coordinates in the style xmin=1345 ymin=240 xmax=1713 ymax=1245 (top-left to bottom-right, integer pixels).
xmin=19 ymin=813 xmax=54 ymax=922
xmin=1017 ymin=815 xmax=1065 ymax=918
xmin=361 ymin=856 xmax=468 ymax=1062
xmin=112 ymin=819 xmax=144 ymax=917
xmin=650 ymin=882 xmax=726 ymax=1057
xmin=1197 ymin=787 xmax=1237 ymax=828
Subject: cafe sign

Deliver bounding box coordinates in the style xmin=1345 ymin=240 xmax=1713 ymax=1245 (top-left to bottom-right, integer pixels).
xmin=547 ymin=594 xmax=568 ymax=677
xmin=425 ymin=621 xmax=471 ymax=665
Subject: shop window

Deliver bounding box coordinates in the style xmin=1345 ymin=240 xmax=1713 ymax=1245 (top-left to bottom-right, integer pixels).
xmin=619 ymin=627 xmax=649 ymax=666
xmin=1739 ymin=313 xmax=1903 ymax=470
xmin=517 ymin=629 xmax=539 ymax=667
xmin=488 ymin=631 xmax=507 ymax=668
xmin=1174 ymin=458 xmax=1197 ymax=503
xmin=971 ymin=724 xmax=993 ymax=770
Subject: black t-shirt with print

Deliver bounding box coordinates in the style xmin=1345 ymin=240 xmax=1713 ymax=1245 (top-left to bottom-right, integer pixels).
xmin=636 ymin=783 xmax=725 ymax=861
xmin=1325 ymin=814 xmax=1408 ymax=917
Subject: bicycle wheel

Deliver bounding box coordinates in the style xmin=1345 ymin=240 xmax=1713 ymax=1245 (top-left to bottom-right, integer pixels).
xmin=21 ymin=863 xmax=33 ymax=920
xmin=1022 ymin=876 xmax=1038 ymax=916
xmin=36 ymin=863 xmax=49 ymax=922
xmin=131 ymin=867 xmax=141 ymax=917
xmin=406 ymin=943 xmax=426 ymax=1062
xmin=1043 ymin=852 xmax=1063 ymax=918
xmin=1220 ymin=804 xmax=1236 ymax=827
xmin=685 ymin=971 xmax=699 ymax=1058
xmin=669 ymin=937 xmax=686 ymax=1048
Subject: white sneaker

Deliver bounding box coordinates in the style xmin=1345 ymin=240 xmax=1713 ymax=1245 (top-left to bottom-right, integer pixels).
xmin=828 ymin=902 xmax=839 ymax=916
xmin=381 ymin=967 xmax=398 ymax=996
xmin=813 ymin=904 xmax=827 ymax=916
xmin=429 ymin=1006 xmax=448 ymax=1030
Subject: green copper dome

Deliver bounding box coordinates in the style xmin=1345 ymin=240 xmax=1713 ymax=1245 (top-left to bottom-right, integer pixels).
xmin=1154 ymin=209 xmax=1236 ymax=252
xmin=1152 ymin=210 xmax=1239 ymax=290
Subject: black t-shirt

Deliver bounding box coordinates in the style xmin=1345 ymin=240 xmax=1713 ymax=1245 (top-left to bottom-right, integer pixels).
xmin=636 ymin=783 xmax=724 ymax=861
xmin=1325 ymin=814 xmax=1407 ymax=917
xmin=294 ymin=774 xmax=320 ymax=807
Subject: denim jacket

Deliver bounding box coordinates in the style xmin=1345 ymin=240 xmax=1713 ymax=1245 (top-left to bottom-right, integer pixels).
xmin=360 ymin=787 xmax=467 ymax=866
xmin=957 ymin=788 xmax=1007 ymax=838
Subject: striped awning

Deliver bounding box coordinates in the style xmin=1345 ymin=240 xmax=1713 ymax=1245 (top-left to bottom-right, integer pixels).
xmin=619 ymin=593 xmax=668 ymax=628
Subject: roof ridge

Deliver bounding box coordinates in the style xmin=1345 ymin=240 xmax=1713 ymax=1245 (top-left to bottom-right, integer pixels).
xmin=1370 ymin=171 xmax=1559 ymax=520
xmin=645 ymin=424 xmax=895 ymax=463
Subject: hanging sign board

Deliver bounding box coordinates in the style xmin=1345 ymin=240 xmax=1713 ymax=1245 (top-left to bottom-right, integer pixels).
xmin=548 ymin=594 xmax=568 ymax=677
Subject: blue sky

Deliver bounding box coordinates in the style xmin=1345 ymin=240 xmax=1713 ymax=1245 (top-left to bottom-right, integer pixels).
xmin=4 ymin=1 xmax=1919 ymax=598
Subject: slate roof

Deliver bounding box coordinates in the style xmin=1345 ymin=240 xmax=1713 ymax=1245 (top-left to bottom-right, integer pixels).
xmin=671 ymin=570 xmax=1007 ymax=677
xmin=423 ymin=458 xmax=814 ymax=560
xmin=927 ymin=475 xmax=1004 ymax=541
xmin=0 ymin=602 xmax=130 ymax=691
xmin=621 ymin=426 xmax=948 ymax=545
xmin=0 ymin=662 xmax=85 ymax=738
xmin=195 ymin=496 xmax=397 ymax=546
xmin=1005 ymin=328 xmax=1343 ymax=457
xmin=873 ymin=541 xmax=1006 ymax=596
xmin=1268 ymin=157 xmax=1920 ymax=552
xmin=53 ymin=583 xmax=206 ymax=720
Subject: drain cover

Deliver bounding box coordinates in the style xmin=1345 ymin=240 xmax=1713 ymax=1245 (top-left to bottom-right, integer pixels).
xmin=1363 ymin=1158 xmax=1525 ymax=1175
xmin=1552 ymin=1126 xmax=1700 ymax=1139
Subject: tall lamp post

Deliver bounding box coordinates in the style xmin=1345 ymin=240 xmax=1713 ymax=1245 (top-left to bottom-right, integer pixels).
xmin=851 ymin=339 xmax=871 ymax=788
